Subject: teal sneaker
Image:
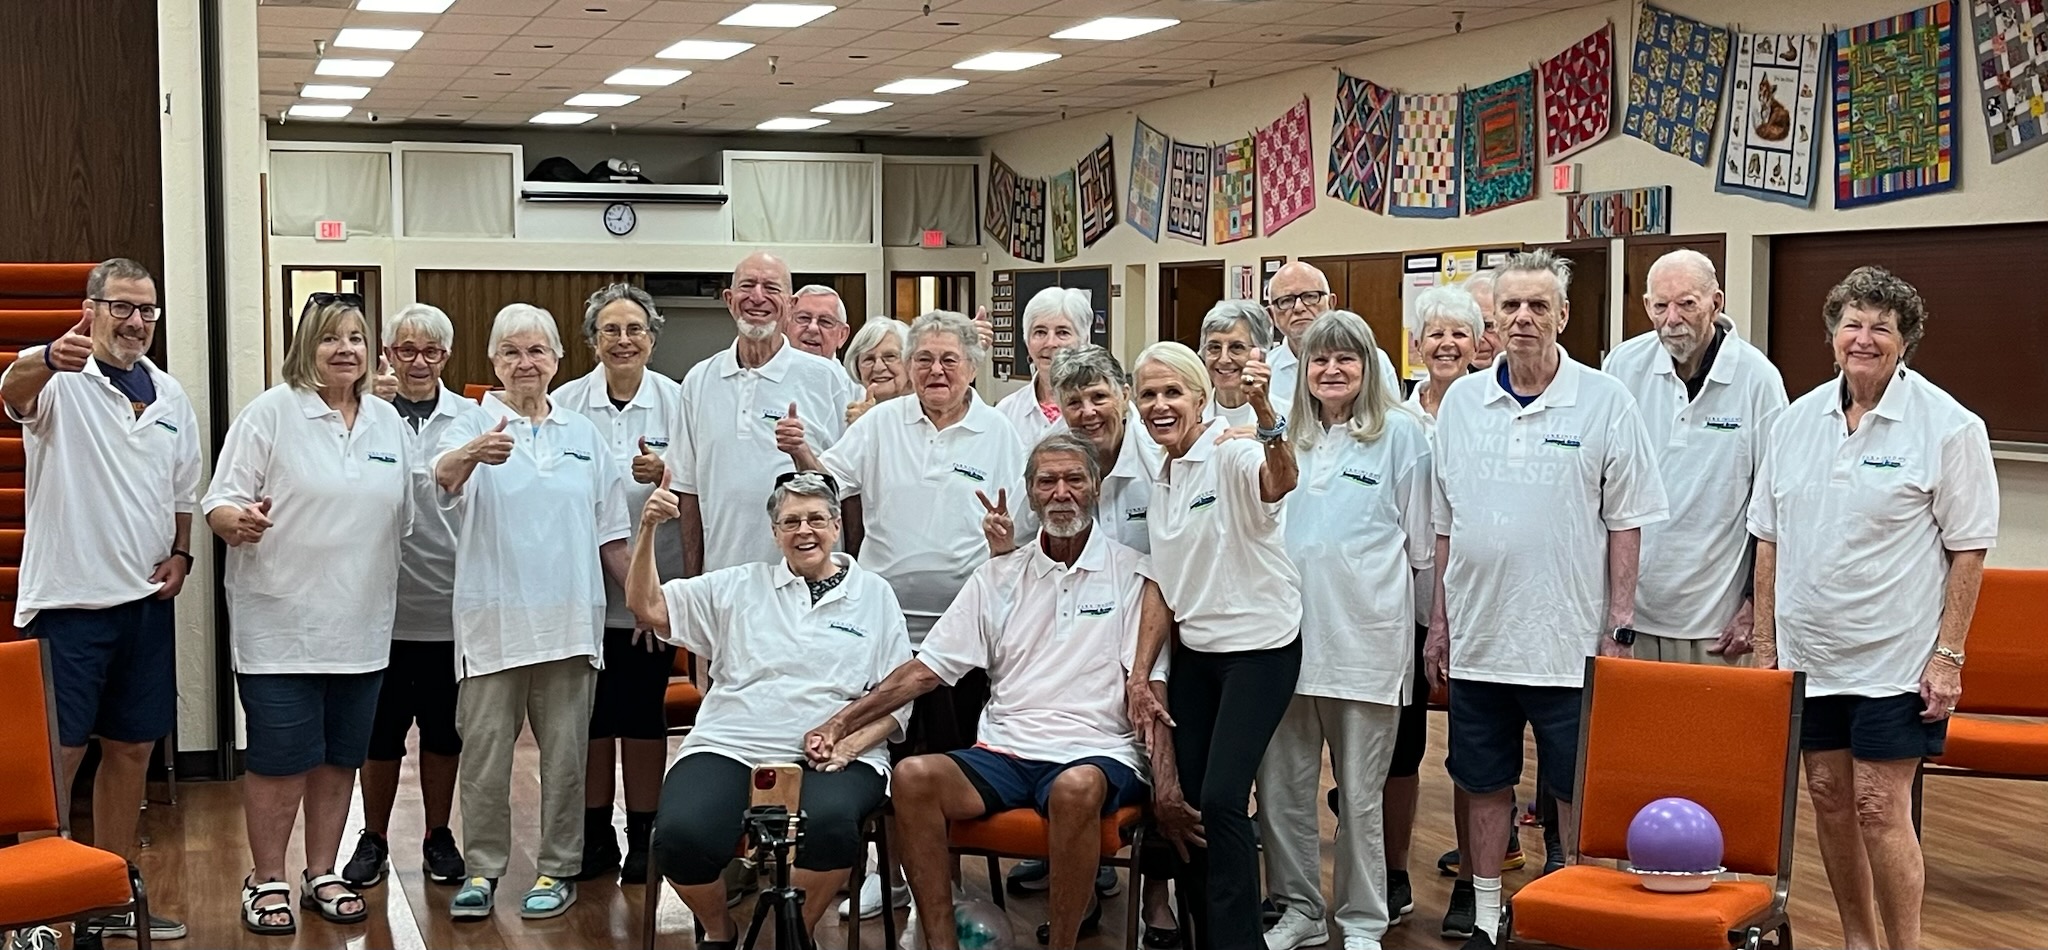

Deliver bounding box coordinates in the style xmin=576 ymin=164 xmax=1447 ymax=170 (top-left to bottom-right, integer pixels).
xmin=450 ymin=876 xmax=495 ymax=920
xmin=520 ymin=875 xmax=577 ymax=919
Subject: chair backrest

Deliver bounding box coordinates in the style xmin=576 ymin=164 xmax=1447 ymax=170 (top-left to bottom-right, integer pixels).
xmin=1956 ymin=568 xmax=2048 ymax=716
xmin=0 ymin=639 xmax=62 ymax=835
xmin=1574 ymin=657 xmax=1802 ymax=878
xmin=463 ymin=383 xmax=494 ymax=403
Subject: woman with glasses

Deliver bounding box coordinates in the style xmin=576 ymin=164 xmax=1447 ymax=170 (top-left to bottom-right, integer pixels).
xmin=203 ymin=295 xmax=411 ymax=934
xmin=993 ymin=287 xmax=1094 ymax=451
xmin=433 ymin=303 xmax=633 ymax=921
xmin=841 ymin=317 xmax=910 ymax=424
xmin=1197 ymin=300 xmax=1279 ymax=429
xmin=628 ymin=469 xmax=911 ymax=944
xmin=552 ymin=283 xmax=687 ymax=886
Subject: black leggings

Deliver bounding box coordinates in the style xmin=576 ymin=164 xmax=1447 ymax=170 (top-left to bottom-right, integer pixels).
xmin=1388 ymin=623 xmax=1430 ymax=778
xmin=1168 ymin=637 xmax=1302 ymax=950
xmin=651 ymin=752 xmax=885 ymax=886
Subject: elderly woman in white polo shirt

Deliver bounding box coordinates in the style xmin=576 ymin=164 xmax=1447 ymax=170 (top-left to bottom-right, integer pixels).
xmin=994 ymin=287 xmax=1093 ymax=450
xmin=1749 ymin=267 xmax=1998 ymax=949
xmin=204 ymin=295 xmax=410 ymax=934
xmin=1258 ymin=311 xmax=1433 ymax=950
xmin=1129 ymin=339 xmax=1300 ymax=948
xmin=1198 ymin=300 xmax=1279 ymax=429
xmin=842 ymin=316 xmax=911 ymax=424
xmin=433 ymin=303 xmax=633 ymax=921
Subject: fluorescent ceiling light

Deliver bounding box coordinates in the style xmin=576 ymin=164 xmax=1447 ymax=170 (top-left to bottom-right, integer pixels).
xmin=566 ymin=92 xmax=639 ymax=107
xmin=300 ymin=84 xmax=371 ymax=100
xmin=334 ymin=28 xmax=423 ymax=50
xmin=874 ymin=77 xmax=967 ymax=95
xmin=530 ymin=111 xmax=598 ymax=125
xmin=606 ymin=67 xmax=691 ymax=86
xmin=315 ymin=58 xmax=394 ymax=77
xmin=1051 ymin=17 xmax=1179 ymax=41
xmin=719 ymin=3 xmax=835 ymax=28
xmin=757 ymin=117 xmax=830 ymax=130
xmin=356 ymin=0 xmax=455 ymax=11
xmin=656 ymin=39 xmax=756 ymax=60
xmin=812 ymin=99 xmax=891 ymax=114
xmin=953 ymin=51 xmax=1061 ymax=71
xmin=287 ymin=103 xmax=354 ymax=119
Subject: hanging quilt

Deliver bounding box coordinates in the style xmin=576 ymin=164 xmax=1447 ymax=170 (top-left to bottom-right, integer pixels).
xmin=1541 ymin=23 xmax=1615 ymax=159
xmin=1969 ymin=0 xmax=2048 ymax=162
xmin=1255 ymin=97 xmax=1316 ymax=235
xmin=1127 ymin=118 xmax=1170 ymax=240
xmin=1077 ymin=136 xmax=1118 ymax=247
xmin=984 ymin=154 xmax=1015 ymax=248
xmin=1009 ymin=175 xmax=1045 ymax=263
xmin=1327 ymin=73 xmax=1396 ymax=213
xmin=1050 ymin=169 xmax=1079 ymax=263
xmin=1623 ymin=4 xmax=1732 ymax=165
xmin=1717 ymin=31 xmax=1829 ymax=206
xmin=1389 ymin=93 xmax=1460 ymax=218
xmin=1211 ymin=136 xmax=1258 ymax=244
xmin=1165 ymin=140 xmax=1210 ymax=244
xmin=1835 ymin=1 xmax=1958 ymax=208
xmin=1461 ymin=71 xmax=1539 ymax=215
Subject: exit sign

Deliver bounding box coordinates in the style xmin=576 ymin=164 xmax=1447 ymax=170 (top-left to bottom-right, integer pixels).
xmin=315 ymin=219 xmax=348 ymax=241
xmin=920 ymin=229 xmax=946 ymax=248
xmin=1550 ymin=164 xmax=1581 ymax=194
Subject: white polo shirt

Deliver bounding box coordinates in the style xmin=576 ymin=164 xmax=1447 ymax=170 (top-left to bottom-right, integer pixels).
xmin=995 ymin=379 xmax=1067 ymax=452
xmin=819 ymin=395 xmax=1024 ymax=644
xmin=435 ymin=391 xmax=632 ymax=679
xmin=1146 ymin=419 xmax=1302 ymax=653
xmin=1431 ymin=348 xmax=1669 ymax=687
xmin=1402 ymin=385 xmax=1440 ymax=628
xmin=1202 ymin=397 xmax=1257 ymax=429
xmin=919 ymin=530 xmax=1161 ymax=773
xmin=1605 ymin=319 xmax=1788 ymax=639
xmin=1097 ymin=429 xmax=1162 ymax=553
xmin=202 ymin=384 xmax=411 ymax=675
xmin=393 ymin=386 xmax=486 ymax=642
xmin=7 ymin=358 xmax=202 ymax=627
xmin=1748 ymin=369 xmax=1999 ymax=698
xmin=1267 ymin=340 xmax=1400 ymax=425
xmin=661 ymin=554 xmax=912 ymax=779
xmin=672 ymin=341 xmax=854 ymax=573
xmin=555 ymin=367 xmax=688 ymax=628
xmin=1285 ymin=410 xmax=1434 ymax=705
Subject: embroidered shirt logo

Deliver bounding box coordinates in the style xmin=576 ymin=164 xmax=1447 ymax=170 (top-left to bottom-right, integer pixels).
xmin=1123 ymin=506 xmax=1148 ymax=522
xmin=952 ymin=464 xmax=987 ymax=482
xmin=1703 ymin=415 xmax=1743 ymax=431
xmin=642 ymin=436 xmax=670 ymax=449
xmin=1860 ymin=455 xmax=1906 ymax=469
xmin=561 ymin=450 xmax=592 ymax=461
xmin=153 ymin=420 xmax=179 ymax=434
xmin=1340 ymin=467 xmax=1382 ymax=486
xmin=1078 ymin=601 xmax=1115 ymax=617
xmin=366 ymin=452 xmax=399 ymax=465
xmin=760 ymin=409 xmax=785 ymax=423
xmin=1541 ymin=434 xmax=1583 ymax=449
xmin=1188 ymin=491 xmax=1218 ymax=511
xmin=828 ymin=621 xmax=868 ymax=638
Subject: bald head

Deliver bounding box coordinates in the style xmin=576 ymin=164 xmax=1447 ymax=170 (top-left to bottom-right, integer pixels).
xmin=1267 ymin=261 xmax=1334 ymax=347
xmin=726 ymin=250 xmax=793 ymax=343
xmin=1644 ymin=249 xmax=1724 ymax=366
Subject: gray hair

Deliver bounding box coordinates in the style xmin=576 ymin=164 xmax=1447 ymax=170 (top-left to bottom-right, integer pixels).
xmin=1645 ymin=249 xmax=1721 ymax=296
xmin=1495 ymin=249 xmax=1573 ymax=306
xmin=764 ymin=471 xmax=842 ymax=521
xmin=1292 ymin=310 xmax=1407 ymax=450
xmin=487 ymin=303 xmax=564 ymax=357
xmin=1198 ymin=300 xmax=1276 ymax=349
xmin=87 ymin=258 xmax=155 ymax=298
xmin=1024 ymin=432 xmax=1102 ymax=507
xmin=1464 ymin=270 xmax=1496 ymax=298
xmin=1021 ymin=286 xmax=1095 ymax=340
xmin=907 ymin=309 xmax=985 ymax=366
xmin=1132 ymin=340 xmax=1209 ymax=406
xmin=582 ymin=283 xmax=663 ymax=344
xmin=1049 ymin=344 xmax=1127 ymax=400
xmin=1410 ymin=286 xmax=1485 ymax=341
xmin=1822 ymin=265 xmax=1928 ymax=362
xmin=843 ymin=317 xmax=910 ymax=385
xmin=383 ymin=302 xmax=454 ymax=349
xmin=793 ymin=285 xmax=847 ymax=322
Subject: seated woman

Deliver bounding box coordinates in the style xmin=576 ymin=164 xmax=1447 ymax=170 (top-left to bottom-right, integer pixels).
xmin=628 ymin=470 xmax=912 ymax=944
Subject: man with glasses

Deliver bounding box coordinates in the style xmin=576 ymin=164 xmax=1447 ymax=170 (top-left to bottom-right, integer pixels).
xmin=1264 ymin=261 xmax=1400 ymax=413
xmin=0 ymin=258 xmax=199 ymax=946
xmin=785 ymin=285 xmax=852 ymax=360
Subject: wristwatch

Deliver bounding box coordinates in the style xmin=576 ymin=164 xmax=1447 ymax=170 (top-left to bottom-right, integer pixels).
xmin=1255 ymin=417 xmax=1288 ymax=444
xmin=1610 ymin=626 xmax=1638 ymax=647
xmin=1932 ymin=645 xmax=1965 ymax=667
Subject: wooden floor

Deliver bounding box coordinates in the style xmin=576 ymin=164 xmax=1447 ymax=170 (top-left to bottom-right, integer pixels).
xmin=95 ymin=714 xmax=2048 ymax=949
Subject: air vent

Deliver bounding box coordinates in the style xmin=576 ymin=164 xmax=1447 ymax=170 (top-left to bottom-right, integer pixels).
xmin=1117 ymin=78 xmax=1188 ymax=87
xmin=1295 ymin=33 xmax=1382 ymax=46
xmin=985 ymin=109 xmax=1053 ymax=117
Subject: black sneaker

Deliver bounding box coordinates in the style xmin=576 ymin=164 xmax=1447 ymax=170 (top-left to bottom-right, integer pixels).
xmin=1261 ymin=898 xmax=1282 ymax=928
xmin=1441 ymin=879 xmax=1475 ymax=939
xmin=83 ymin=912 xmax=187 ymax=941
xmin=577 ymin=815 xmax=622 ymax=881
xmin=1033 ymin=898 xmax=1102 ymax=945
xmin=424 ymin=826 xmax=466 ymax=885
xmin=1006 ymin=859 xmax=1050 ymax=894
xmin=342 ymin=830 xmax=389 ymax=888
xmin=1387 ymin=869 xmax=1413 ymax=924
xmin=8 ymin=926 xmax=63 ymax=950
xmin=1459 ymin=927 xmax=1496 ymax=950
xmin=1543 ymin=822 xmax=1565 ymax=876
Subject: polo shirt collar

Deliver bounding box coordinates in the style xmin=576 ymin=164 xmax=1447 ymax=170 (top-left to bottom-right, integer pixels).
xmin=292 ymin=385 xmax=349 ymax=419
xmin=717 ymin=337 xmax=795 ymax=382
xmin=80 ymin=354 xmax=169 ymax=390
xmin=481 ymin=390 xmax=570 ymax=426
xmin=1107 ymin=434 xmax=1147 ymax=481
xmin=1176 ymin=419 xmax=1226 ymax=463
xmin=1025 ymin=525 xmax=1110 ymax=578
xmin=908 ymin=396 xmax=992 ymax=433
xmin=1828 ymin=366 xmax=1914 ymax=422
xmin=1483 ymin=345 xmax=1581 ymax=409
xmin=572 ymin=368 xmax=660 ymax=411
xmin=1703 ymin=315 xmax=1742 ymax=386
xmin=772 ymin=552 xmax=857 ymax=605
xmin=1268 ymin=341 xmax=1298 ymax=370
xmin=428 ymin=384 xmax=467 ymax=420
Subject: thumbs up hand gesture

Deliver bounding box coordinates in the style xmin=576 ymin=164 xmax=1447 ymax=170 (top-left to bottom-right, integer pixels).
xmin=774 ymin=402 xmax=808 ymax=456
xmin=372 ymin=355 xmax=400 ymax=401
xmin=1242 ymin=346 xmax=1272 ymax=409
xmin=972 ymin=306 xmax=995 ymax=357
xmin=844 ymin=381 xmax=881 ymax=425
xmin=631 ymin=435 xmax=666 ymax=485
xmin=467 ymin=416 xmax=516 ymax=466
xmin=44 ymin=312 xmax=95 ymax=373
xmin=640 ymin=466 xmax=680 ymax=527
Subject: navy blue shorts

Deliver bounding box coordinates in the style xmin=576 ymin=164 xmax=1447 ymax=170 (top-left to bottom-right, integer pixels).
xmin=367 ymin=640 xmax=463 ymax=761
xmin=1446 ymin=679 xmax=1582 ymax=802
xmin=1801 ymin=692 xmax=1948 ymax=761
xmin=237 ymin=670 xmax=386 ymax=776
xmin=28 ymin=597 xmax=176 ymax=748
xmin=947 ymin=746 xmax=1150 ymax=818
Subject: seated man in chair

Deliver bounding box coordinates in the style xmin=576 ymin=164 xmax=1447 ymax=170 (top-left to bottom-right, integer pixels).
xmin=806 ymin=433 xmax=1189 ymax=950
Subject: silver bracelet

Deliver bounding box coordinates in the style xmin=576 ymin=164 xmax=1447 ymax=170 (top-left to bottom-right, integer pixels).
xmin=1932 ymin=645 xmax=1965 ymax=667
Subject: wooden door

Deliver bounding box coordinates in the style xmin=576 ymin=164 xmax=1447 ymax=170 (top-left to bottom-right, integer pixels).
xmin=1158 ymin=262 xmax=1224 ymax=349
xmin=1345 ymin=255 xmax=1403 ymax=366
xmin=414 ymin=270 xmax=637 ymax=394
xmin=1622 ymin=234 xmax=1726 ymax=342
xmin=1536 ymin=241 xmax=1609 ymax=366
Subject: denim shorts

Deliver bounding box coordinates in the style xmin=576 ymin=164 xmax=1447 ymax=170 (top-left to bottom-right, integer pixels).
xmin=28 ymin=597 xmax=175 ymax=747
xmin=947 ymin=746 xmax=1150 ymax=817
xmin=237 ymin=669 xmax=386 ymax=776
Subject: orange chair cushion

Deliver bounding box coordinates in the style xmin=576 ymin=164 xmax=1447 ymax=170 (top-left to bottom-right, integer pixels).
xmin=1957 ymin=569 xmax=2048 ymax=715
xmin=1513 ymin=865 xmax=1773 ymax=950
xmin=0 ymin=312 xmax=87 ymax=347
xmin=664 ymin=681 xmax=702 ymax=729
xmin=949 ymin=806 xmax=1143 ymax=859
xmin=0 ymin=837 xmax=133 ymax=925
xmin=0 ymin=641 xmax=57 ymax=833
xmin=1929 ymin=716 xmax=2048 ymax=776
xmin=0 ymin=265 xmax=95 ymax=299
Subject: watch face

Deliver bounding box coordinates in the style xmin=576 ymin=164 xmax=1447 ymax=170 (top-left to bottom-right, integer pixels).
xmin=603 ymin=202 xmax=636 ymax=236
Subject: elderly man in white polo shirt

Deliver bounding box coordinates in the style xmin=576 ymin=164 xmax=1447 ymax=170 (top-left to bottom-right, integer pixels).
xmin=785 ymin=284 xmax=852 ymax=360
xmin=1604 ymin=250 xmax=1788 ymax=665
xmin=1422 ymin=249 xmax=1668 ymax=950
xmin=0 ymin=258 xmax=200 ymax=944
xmin=1265 ymin=261 xmax=1400 ymax=413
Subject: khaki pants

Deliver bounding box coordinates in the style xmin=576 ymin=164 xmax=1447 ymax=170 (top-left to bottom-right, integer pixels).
xmin=456 ymin=656 xmax=599 ymax=879
xmin=1254 ymin=693 xmax=1401 ymax=942
xmin=1633 ymin=632 xmax=1750 ymax=666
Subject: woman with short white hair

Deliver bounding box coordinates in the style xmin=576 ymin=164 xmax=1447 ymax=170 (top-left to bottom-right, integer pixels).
xmin=1406 ymin=286 xmax=1484 ymax=419
xmin=995 ymin=287 xmax=1094 ymax=449
xmin=1198 ymin=300 xmax=1278 ymax=428
xmin=433 ymin=303 xmax=634 ymax=921
xmin=842 ymin=317 xmax=911 ymax=425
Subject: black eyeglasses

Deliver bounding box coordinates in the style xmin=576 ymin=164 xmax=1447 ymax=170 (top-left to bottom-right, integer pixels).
xmin=304 ymin=292 xmax=366 ymax=311
xmin=773 ymin=469 xmax=840 ymax=497
xmin=90 ymin=298 xmax=162 ymax=323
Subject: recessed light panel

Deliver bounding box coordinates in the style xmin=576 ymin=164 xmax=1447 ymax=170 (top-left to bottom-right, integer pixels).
xmin=300 ymin=84 xmax=371 ymax=100
xmin=606 ymin=67 xmax=692 ymax=86
xmin=530 ymin=111 xmax=598 ymax=125
xmin=566 ymin=92 xmax=639 ymax=107
xmin=719 ymin=4 xmax=835 ymax=28
xmin=287 ymin=103 xmax=354 ymax=119
xmin=334 ymin=28 xmax=423 ymax=50
xmin=315 ymin=58 xmax=395 ymax=77
xmin=953 ymin=51 xmax=1061 ymax=71
xmin=356 ymin=0 xmax=454 ymax=11
xmin=1050 ymin=17 xmax=1179 ymax=41
xmin=874 ymin=77 xmax=967 ymax=95
xmin=812 ymin=99 xmax=891 ymax=114
xmin=757 ymin=117 xmax=830 ymax=130
xmin=656 ymin=39 xmax=756 ymax=60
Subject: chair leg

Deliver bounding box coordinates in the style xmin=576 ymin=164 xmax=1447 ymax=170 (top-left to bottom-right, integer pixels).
xmin=128 ymin=862 xmax=152 ymax=950
xmin=1125 ymin=829 xmax=1145 ymax=950
xmin=642 ymin=840 xmax=661 ymax=950
xmin=876 ymin=816 xmax=897 ymax=949
xmin=985 ymin=855 xmax=1005 ymax=909
xmin=848 ymin=821 xmax=866 ymax=950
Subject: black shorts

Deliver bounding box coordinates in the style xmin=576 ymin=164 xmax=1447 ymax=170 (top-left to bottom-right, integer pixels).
xmin=1801 ymin=692 xmax=1948 ymax=761
xmin=29 ymin=598 xmax=176 ymax=747
xmin=589 ymin=626 xmax=675 ymax=741
xmin=1387 ymin=623 xmax=1429 ymax=779
xmin=1446 ymin=678 xmax=1582 ymax=802
xmin=889 ymin=668 xmax=990 ymax=761
xmin=367 ymin=640 xmax=463 ymax=761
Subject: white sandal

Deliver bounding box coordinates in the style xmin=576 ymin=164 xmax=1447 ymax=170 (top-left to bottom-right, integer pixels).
xmin=241 ymin=877 xmax=296 ymax=935
xmin=300 ymin=871 xmax=370 ymax=924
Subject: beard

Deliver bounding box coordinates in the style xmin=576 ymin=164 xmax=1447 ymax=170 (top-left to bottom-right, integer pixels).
xmin=1038 ymin=504 xmax=1091 ymax=538
xmin=1658 ymin=326 xmax=1701 ymax=363
xmin=734 ymin=315 xmax=780 ymax=342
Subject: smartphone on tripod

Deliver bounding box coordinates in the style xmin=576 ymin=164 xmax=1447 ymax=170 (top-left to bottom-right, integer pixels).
xmin=737 ymin=764 xmax=813 ymax=950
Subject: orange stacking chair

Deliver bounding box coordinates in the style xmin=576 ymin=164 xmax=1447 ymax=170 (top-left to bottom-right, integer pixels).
xmin=1925 ymin=568 xmax=2048 ymax=782
xmin=1508 ymin=657 xmax=1803 ymax=950
xmin=0 ymin=639 xmax=154 ymax=947
xmin=0 ymin=264 xmax=96 ymax=642
xmin=463 ymin=383 xmax=494 ymax=403
xmin=948 ymin=805 xmax=1157 ymax=946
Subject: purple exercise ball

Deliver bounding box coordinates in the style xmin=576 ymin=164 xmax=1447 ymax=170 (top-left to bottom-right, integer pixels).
xmin=1627 ymin=797 xmax=1724 ymax=872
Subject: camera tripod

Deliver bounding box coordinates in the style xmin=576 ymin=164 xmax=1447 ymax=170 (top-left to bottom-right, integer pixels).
xmin=735 ymin=806 xmax=814 ymax=950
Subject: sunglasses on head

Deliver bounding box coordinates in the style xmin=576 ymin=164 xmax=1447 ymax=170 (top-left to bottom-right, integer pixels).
xmin=301 ymin=292 xmax=366 ymax=316
xmin=773 ymin=469 xmax=840 ymax=498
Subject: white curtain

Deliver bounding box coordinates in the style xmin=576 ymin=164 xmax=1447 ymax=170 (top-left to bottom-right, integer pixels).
xmin=729 ymin=159 xmax=874 ymax=244
xmin=882 ymin=163 xmax=978 ymax=246
xmin=268 ymin=150 xmax=392 ymax=237
xmin=403 ymin=151 xmax=514 ymax=238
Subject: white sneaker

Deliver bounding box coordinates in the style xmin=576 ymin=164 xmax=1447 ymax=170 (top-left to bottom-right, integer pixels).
xmin=836 ymin=872 xmax=911 ymax=919
xmin=1264 ymin=909 xmax=1330 ymax=950
xmin=897 ymin=907 xmax=924 ymax=949
xmin=1341 ymin=937 xmax=1383 ymax=950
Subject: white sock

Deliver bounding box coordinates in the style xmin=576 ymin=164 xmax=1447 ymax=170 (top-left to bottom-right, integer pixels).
xmin=1472 ymin=875 xmax=1503 ymax=942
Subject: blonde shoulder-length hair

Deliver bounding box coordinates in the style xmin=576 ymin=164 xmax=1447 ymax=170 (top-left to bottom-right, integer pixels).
xmin=282 ymin=299 xmax=371 ymax=396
